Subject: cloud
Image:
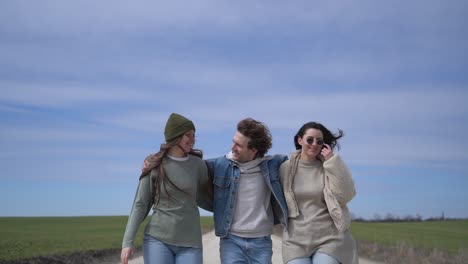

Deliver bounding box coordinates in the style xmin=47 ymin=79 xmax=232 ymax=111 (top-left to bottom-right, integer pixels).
xmin=0 ymin=80 xmax=154 ymax=108
xmin=2 ymin=0 xmax=465 ymax=35
xmin=79 ymin=88 xmax=467 ymax=168
xmin=1 ymin=0 xmax=467 ymax=181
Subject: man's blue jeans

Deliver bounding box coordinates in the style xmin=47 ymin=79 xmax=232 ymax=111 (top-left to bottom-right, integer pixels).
xmin=143 ymin=234 xmax=202 ymax=264
xmin=287 ymin=252 xmax=340 ymax=264
xmin=220 ymin=233 xmax=273 ymax=264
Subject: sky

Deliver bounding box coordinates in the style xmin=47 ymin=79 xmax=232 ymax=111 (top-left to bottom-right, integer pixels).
xmin=1 ymin=0 xmax=467 ymax=220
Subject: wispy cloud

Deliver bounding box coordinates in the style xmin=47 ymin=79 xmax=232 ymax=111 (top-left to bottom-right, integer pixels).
xmin=2 ymin=86 xmax=465 ymax=177
xmin=3 ymin=1 xmax=464 ymax=33
xmin=1 ymin=0 xmax=467 ymax=218
xmin=0 ymin=81 xmax=153 ymax=107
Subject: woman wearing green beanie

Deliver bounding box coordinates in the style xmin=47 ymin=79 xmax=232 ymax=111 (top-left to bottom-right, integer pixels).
xmin=121 ymin=113 xmax=212 ymax=264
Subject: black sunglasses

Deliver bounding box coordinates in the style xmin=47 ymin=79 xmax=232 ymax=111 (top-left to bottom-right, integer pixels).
xmin=305 ymin=137 xmax=324 ymax=146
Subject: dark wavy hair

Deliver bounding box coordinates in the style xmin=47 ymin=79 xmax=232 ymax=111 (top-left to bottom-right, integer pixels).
xmin=237 ymin=118 xmax=272 ymax=157
xmin=294 ymin=121 xmax=344 ymax=150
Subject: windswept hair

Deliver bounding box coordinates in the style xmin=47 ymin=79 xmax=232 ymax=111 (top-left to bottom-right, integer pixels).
xmin=140 ymin=137 xmax=203 ymax=207
xmin=294 ymin=121 xmax=344 ymax=150
xmin=237 ymin=118 xmax=272 ymax=157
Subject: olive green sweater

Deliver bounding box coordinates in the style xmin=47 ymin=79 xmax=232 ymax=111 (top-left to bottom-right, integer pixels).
xmin=122 ymin=154 xmax=210 ymax=249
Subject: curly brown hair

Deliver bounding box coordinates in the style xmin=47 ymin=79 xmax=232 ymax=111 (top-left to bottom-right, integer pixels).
xmin=237 ymin=118 xmax=272 ymax=157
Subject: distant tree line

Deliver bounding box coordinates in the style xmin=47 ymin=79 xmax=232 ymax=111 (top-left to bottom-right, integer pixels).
xmin=351 ymin=211 xmax=467 ymax=222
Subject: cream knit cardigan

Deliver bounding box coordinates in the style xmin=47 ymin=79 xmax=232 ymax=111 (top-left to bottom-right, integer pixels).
xmin=281 ymin=150 xmax=356 ymax=232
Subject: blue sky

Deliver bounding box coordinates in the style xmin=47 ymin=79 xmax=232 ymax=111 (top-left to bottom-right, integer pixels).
xmin=1 ymin=0 xmax=467 ymax=219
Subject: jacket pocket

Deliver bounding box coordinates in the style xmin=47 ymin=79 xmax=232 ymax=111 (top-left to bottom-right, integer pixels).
xmin=213 ymin=176 xmax=233 ymax=205
xmin=213 ymin=175 xmax=232 ymax=189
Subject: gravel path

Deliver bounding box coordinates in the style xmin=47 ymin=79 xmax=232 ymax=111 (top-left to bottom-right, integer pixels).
xmin=124 ymin=230 xmax=384 ymax=264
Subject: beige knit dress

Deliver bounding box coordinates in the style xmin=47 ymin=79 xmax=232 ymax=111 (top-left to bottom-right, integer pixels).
xmin=280 ymin=157 xmax=358 ymax=264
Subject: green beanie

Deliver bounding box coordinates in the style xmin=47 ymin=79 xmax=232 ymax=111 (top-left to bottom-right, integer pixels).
xmin=164 ymin=113 xmax=195 ymax=142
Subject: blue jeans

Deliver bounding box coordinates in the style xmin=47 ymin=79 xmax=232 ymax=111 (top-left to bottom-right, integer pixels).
xmin=220 ymin=233 xmax=273 ymax=264
xmin=287 ymin=252 xmax=340 ymax=264
xmin=143 ymin=234 xmax=202 ymax=264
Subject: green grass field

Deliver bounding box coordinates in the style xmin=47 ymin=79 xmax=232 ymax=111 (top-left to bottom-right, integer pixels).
xmin=1 ymin=217 xmax=466 ymax=261
xmin=0 ymin=216 xmax=214 ymax=261
xmin=350 ymin=220 xmax=468 ymax=253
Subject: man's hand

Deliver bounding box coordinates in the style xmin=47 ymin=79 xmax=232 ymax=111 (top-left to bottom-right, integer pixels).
xmin=140 ymin=153 xmax=158 ymax=176
xmin=142 ymin=159 xmax=151 ymax=171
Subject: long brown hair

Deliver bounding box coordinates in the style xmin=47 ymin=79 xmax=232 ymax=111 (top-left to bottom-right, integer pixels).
xmin=140 ymin=137 xmax=203 ymax=206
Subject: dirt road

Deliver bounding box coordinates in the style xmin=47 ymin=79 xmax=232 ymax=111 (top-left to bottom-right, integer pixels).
xmin=124 ymin=230 xmax=384 ymax=264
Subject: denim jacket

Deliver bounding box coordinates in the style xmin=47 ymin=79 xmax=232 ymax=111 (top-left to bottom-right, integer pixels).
xmin=205 ymin=154 xmax=289 ymax=238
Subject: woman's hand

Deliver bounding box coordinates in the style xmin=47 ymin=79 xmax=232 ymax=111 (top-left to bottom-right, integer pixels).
xmin=121 ymin=247 xmax=134 ymax=264
xmin=320 ymin=144 xmax=334 ymax=161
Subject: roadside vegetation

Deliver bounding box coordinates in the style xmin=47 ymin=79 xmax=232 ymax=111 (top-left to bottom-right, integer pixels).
xmin=0 ymin=216 xmax=466 ymax=263
xmin=352 ymin=219 xmax=468 ymax=264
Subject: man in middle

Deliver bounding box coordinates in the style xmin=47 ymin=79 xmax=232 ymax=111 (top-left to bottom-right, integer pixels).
xmin=206 ymin=117 xmax=288 ymax=264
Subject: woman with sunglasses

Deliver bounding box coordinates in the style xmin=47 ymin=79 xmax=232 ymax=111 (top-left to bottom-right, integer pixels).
xmin=280 ymin=122 xmax=358 ymax=264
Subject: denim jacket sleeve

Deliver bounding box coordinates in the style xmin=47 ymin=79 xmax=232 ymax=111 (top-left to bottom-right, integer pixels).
xmin=207 ymin=157 xmax=240 ymax=237
xmin=267 ymin=155 xmax=289 ymax=227
xmin=196 ymin=160 xmax=213 ymax=212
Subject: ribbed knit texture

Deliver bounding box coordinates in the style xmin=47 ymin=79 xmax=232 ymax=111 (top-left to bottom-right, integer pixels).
xmin=164 ymin=113 xmax=195 ymax=142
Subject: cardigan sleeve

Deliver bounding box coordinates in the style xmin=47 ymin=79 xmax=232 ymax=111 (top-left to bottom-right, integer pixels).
xmin=323 ymin=155 xmax=356 ymax=205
